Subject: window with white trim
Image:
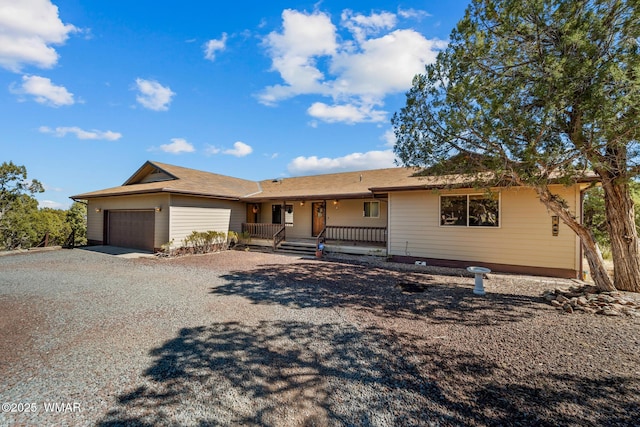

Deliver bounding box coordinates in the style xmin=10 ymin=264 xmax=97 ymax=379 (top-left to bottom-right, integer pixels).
xmin=284 ymin=204 xmax=294 ymax=226
xmin=440 ymin=193 xmax=499 ymax=227
xmin=363 ymin=201 xmax=379 ymax=218
xmin=272 ymin=204 xmax=294 ymax=226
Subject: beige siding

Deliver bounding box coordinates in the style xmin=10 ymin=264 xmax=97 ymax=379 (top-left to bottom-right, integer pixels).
xmin=326 ymin=199 xmax=387 ymax=228
xmin=251 ymin=202 xmax=310 ymax=239
xmin=86 ymin=199 xmax=104 ymax=243
xmin=85 ymin=194 xmax=170 ymax=248
xmin=170 ymin=195 xmax=245 ymax=232
xmin=169 ymin=206 xmax=232 ymax=247
xmin=85 ymin=194 xmax=245 ymax=249
xmin=388 ymin=185 xmax=581 ymax=271
xmin=282 ymin=202 xmax=313 ymax=239
xmin=256 ymin=199 xmax=388 ymax=239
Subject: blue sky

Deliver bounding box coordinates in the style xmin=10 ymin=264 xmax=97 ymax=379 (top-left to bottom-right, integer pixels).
xmin=0 ymin=0 xmax=470 ymax=209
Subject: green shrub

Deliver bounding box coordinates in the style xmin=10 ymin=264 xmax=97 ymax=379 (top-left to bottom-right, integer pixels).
xmin=238 ymin=231 xmax=251 ymax=245
xmin=227 ymin=231 xmax=239 ymax=247
xmin=181 ymin=230 xmax=232 ymax=254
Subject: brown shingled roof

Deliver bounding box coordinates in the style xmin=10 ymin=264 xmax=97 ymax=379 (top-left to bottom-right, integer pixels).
xmin=368 ymin=171 xmax=498 ymax=192
xmin=71 ymin=161 xmax=600 ymax=202
xmin=242 ymin=167 xmax=423 ymax=201
xmin=71 ymin=160 xmax=260 ymax=200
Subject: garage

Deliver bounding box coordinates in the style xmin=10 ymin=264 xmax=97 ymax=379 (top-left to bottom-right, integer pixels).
xmin=107 ymin=210 xmax=155 ymax=251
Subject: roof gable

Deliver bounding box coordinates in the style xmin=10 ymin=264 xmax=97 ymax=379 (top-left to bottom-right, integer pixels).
xmin=124 ymin=161 xmax=178 ymax=185
xmin=71 ymin=160 xmax=261 ymax=200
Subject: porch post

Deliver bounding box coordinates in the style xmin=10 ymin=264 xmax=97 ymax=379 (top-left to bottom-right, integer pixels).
xmin=324 ymin=200 xmax=328 ymax=226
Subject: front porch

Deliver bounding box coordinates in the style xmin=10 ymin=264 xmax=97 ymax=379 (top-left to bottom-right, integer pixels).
xmin=241 ymin=223 xmax=387 ymax=257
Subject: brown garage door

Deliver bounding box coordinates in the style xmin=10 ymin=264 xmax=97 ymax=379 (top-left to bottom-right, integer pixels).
xmin=107 ymin=210 xmax=155 ymax=251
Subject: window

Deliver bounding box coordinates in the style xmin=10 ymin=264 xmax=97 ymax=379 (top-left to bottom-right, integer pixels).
xmin=284 ymin=205 xmax=294 ymax=226
xmin=272 ymin=204 xmax=294 ymax=226
xmin=440 ymin=196 xmax=467 ymax=226
xmin=469 ymin=194 xmax=499 ymax=227
xmin=440 ymin=194 xmax=499 ymax=227
xmin=364 ymin=201 xmax=380 ymax=218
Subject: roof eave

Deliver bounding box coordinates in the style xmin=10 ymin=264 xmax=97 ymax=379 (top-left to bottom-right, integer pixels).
xmin=241 ymin=191 xmax=375 ymax=202
xmin=71 ymin=187 xmax=241 ymax=201
xmin=164 ymin=188 xmax=241 ymax=200
xmin=369 ymin=185 xmax=433 ymax=193
xmin=369 ymin=175 xmax=601 ymax=193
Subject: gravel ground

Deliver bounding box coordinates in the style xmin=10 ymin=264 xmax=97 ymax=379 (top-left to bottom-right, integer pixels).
xmin=0 ymin=248 xmax=639 ymax=427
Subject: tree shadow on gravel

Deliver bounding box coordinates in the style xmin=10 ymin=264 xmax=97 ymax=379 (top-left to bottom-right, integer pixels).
xmin=211 ymin=261 xmax=543 ymax=325
xmin=97 ymin=321 xmax=639 ymax=427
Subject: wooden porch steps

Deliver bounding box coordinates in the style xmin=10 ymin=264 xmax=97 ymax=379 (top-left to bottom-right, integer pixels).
xmin=276 ymin=241 xmax=317 ymax=256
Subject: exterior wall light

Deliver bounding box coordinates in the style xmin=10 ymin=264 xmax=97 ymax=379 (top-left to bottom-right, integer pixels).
xmin=95 ymin=208 xmax=101 ymax=213
xmin=155 ymin=206 xmax=162 ymax=212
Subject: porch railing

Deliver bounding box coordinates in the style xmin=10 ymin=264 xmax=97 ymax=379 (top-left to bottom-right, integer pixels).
xmin=316 ymin=227 xmax=326 ymax=250
xmin=273 ymin=226 xmax=286 ymax=250
xmin=324 ymin=226 xmax=387 ymax=244
xmin=242 ymin=223 xmax=283 ymax=240
xmin=242 ymin=223 xmax=387 ymax=248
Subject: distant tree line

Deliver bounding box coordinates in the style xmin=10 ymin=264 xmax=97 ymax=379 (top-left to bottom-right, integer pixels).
xmin=0 ymin=161 xmax=87 ymax=250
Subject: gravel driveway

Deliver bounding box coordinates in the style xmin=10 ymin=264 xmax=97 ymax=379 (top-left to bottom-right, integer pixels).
xmin=0 ymin=248 xmax=638 ymax=426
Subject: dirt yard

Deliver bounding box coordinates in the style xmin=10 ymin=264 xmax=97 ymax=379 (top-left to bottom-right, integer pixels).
xmin=0 ymin=248 xmax=638 ymax=426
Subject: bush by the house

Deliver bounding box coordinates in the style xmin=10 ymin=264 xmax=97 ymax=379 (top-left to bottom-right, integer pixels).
xmin=159 ymin=230 xmax=239 ymax=256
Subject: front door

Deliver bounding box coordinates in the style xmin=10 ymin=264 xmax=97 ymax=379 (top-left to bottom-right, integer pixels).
xmin=272 ymin=204 xmax=282 ymax=224
xmin=246 ymin=204 xmax=259 ymax=223
xmin=312 ymin=202 xmax=325 ymax=236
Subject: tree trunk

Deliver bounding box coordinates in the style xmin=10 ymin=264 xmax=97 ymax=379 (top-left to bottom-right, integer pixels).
xmin=600 ymin=178 xmax=640 ymax=292
xmin=534 ymin=186 xmax=616 ymax=292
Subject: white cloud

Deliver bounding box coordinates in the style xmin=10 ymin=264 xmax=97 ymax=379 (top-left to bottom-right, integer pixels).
xmin=259 ymin=8 xmax=446 ymax=124
xmin=397 ymin=8 xmax=431 ymax=20
xmin=134 ymin=78 xmax=175 ymax=111
xmin=259 ymin=9 xmax=337 ymax=104
xmin=204 ymin=145 xmax=221 ymax=155
xmin=206 ymin=141 xmax=254 ymax=157
xmin=330 ymin=29 xmax=447 ymax=98
xmin=12 ymin=75 xmax=74 ymax=106
xmin=307 ymin=102 xmax=386 ymax=124
xmin=341 ymin=9 xmax=397 ymax=43
xmin=223 ymin=141 xmax=253 ymax=157
xmin=38 ymin=199 xmax=68 ymax=209
xmin=287 ymin=149 xmax=396 ymax=175
xmin=0 ymin=0 xmax=77 ymax=71
xmin=42 ymin=183 xmax=63 ymax=192
xmin=381 ymin=129 xmax=396 ymax=147
xmin=160 ymin=138 xmax=195 ymax=154
xmin=204 ymin=33 xmax=228 ymax=61
xmin=39 ymin=126 xmax=121 ymax=140
xmin=266 ymin=9 xmax=338 ymax=60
